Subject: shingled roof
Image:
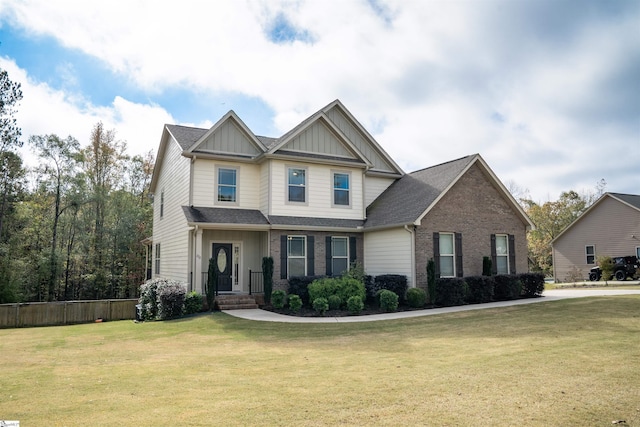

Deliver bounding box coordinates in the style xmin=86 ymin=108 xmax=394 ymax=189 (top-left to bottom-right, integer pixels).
xmin=611 ymin=193 xmax=640 ymax=210
xmin=166 ymin=124 xmax=208 ymax=150
xmin=364 ymin=155 xmax=477 ymax=229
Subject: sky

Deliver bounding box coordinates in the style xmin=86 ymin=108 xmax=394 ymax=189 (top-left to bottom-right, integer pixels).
xmin=0 ymin=0 xmax=638 ymax=202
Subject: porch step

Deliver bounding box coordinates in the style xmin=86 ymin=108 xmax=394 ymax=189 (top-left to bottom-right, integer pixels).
xmin=215 ymin=294 xmax=259 ymax=310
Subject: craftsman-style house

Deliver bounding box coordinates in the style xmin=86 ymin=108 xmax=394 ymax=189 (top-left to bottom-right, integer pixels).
xmin=148 ymin=100 xmax=533 ymax=294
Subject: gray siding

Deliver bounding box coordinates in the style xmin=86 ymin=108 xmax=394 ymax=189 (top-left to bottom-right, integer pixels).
xmin=285 ymin=121 xmax=356 ymax=158
xmin=196 ymin=120 xmax=261 ymax=156
xmin=553 ymin=196 xmax=640 ymax=282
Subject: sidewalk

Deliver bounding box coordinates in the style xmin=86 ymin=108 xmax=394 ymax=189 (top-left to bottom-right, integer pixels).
xmin=222 ymin=288 xmax=640 ymax=323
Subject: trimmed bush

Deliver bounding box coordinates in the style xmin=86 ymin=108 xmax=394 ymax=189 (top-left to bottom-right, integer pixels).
xmin=519 ymin=273 xmax=545 ymax=297
xmin=482 ymin=256 xmax=493 ymax=276
xmin=427 ymin=259 xmax=436 ymax=305
xmin=364 ymin=275 xmax=376 ymax=302
xmin=262 ymin=257 xmax=274 ymax=304
xmin=288 ymin=294 xmax=303 ymax=312
xmin=312 ymin=297 xmax=329 ymax=315
xmin=465 ymin=276 xmax=495 ymax=304
xmin=156 ymin=280 xmax=186 ymax=320
xmin=347 ymin=295 xmax=364 ymax=314
xmin=308 ymin=277 xmax=340 ymax=302
xmin=336 ymin=277 xmax=366 ymax=306
xmin=184 ymin=291 xmax=203 ymax=315
xmin=370 ymin=274 xmax=408 ymax=302
xmin=435 ymin=278 xmax=467 ymax=307
xmin=308 ymin=276 xmax=366 ymax=309
xmin=379 ymin=289 xmax=399 ymax=312
xmin=139 ymin=278 xmax=160 ymax=320
xmin=328 ymin=295 xmax=342 ymax=310
xmin=271 ymin=290 xmax=287 ymax=309
xmin=493 ymin=275 xmax=522 ymax=301
xmin=406 ymin=287 xmax=427 ymax=308
xmin=288 ymin=275 xmax=324 ymax=306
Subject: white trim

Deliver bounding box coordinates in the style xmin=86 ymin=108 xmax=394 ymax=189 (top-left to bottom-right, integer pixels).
xmin=439 ymin=232 xmax=455 ymax=278
xmin=331 ymin=169 xmax=352 ymax=208
xmin=215 ymin=165 xmax=240 ymax=206
xmin=585 ymin=244 xmax=596 ymax=265
xmin=495 ymin=234 xmax=509 ymax=274
xmin=209 ymin=240 xmax=243 ymax=292
xmin=287 ymin=235 xmax=307 ymax=278
xmin=330 ymin=236 xmax=349 ymax=276
xmin=286 ymin=165 xmax=308 ymax=205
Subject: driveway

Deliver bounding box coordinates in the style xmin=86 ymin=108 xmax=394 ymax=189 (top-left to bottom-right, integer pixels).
xmin=222 ymin=288 xmax=640 ymax=323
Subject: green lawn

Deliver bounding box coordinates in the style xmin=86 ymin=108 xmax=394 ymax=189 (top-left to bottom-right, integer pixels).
xmin=1 ymin=296 xmax=639 ymax=426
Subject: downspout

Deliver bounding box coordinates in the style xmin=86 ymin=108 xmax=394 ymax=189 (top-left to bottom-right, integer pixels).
xmin=404 ymin=224 xmax=416 ymax=288
xmin=189 ymin=156 xmax=196 ymax=206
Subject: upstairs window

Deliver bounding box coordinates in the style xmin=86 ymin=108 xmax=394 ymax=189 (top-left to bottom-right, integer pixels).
xmin=585 ymin=245 xmax=595 ymax=264
xmin=333 ymin=172 xmax=350 ymax=206
xmin=217 ymin=167 xmax=237 ymax=203
xmin=288 ymin=167 xmax=306 ymax=203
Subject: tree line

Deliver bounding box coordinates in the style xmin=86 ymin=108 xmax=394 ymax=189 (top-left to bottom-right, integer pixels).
xmin=0 ymin=68 xmax=154 ymax=303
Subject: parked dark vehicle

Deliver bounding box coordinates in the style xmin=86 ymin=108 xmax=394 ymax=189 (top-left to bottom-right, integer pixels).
xmin=589 ymin=256 xmax=639 ymax=281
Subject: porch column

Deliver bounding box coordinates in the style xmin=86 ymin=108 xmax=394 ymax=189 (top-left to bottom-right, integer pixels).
xmin=194 ymin=228 xmax=204 ymax=294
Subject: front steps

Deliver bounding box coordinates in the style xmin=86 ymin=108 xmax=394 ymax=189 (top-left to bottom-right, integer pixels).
xmin=215 ymin=294 xmax=259 ymax=310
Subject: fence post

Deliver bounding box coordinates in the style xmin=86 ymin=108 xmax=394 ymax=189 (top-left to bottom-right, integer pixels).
xmin=249 ymin=269 xmax=253 ymax=295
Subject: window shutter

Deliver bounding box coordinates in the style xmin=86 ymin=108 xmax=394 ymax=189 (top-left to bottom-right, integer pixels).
xmin=508 ymin=234 xmax=516 ymax=274
xmin=325 ymin=236 xmax=333 ymax=276
xmin=455 ymin=232 xmax=463 ymax=278
xmin=280 ymin=235 xmax=287 ymax=279
xmin=307 ymin=235 xmax=315 ymax=276
xmin=490 ymin=234 xmax=497 ymax=275
xmin=433 ymin=232 xmax=441 ymax=278
xmin=349 ymin=236 xmax=357 ymax=264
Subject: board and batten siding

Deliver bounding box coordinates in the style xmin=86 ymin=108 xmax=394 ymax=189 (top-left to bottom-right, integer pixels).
xmin=191 ymin=159 xmax=261 ymax=209
xmin=153 ymin=137 xmax=191 ymax=283
xmin=364 ymin=228 xmax=413 ymax=286
xmin=197 ymin=120 xmax=261 ymax=156
xmin=364 ymin=175 xmax=396 ymax=207
xmin=553 ymin=196 xmax=640 ymax=282
xmin=285 ymin=121 xmax=356 ymax=159
xmin=269 ymin=160 xmax=364 ymax=220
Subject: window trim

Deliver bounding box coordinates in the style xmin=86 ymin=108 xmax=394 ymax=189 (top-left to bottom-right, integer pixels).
xmin=439 ymin=232 xmax=455 ymax=278
xmin=160 ymin=189 xmax=164 ymax=218
xmin=331 ymin=170 xmax=351 ymax=208
xmin=154 ymin=243 xmax=161 ymax=275
xmin=286 ymin=165 xmax=308 ymax=205
xmin=495 ymin=234 xmax=509 ymax=274
xmin=636 ymin=247 xmax=640 ymax=259
xmin=331 ymin=236 xmax=349 ymax=276
xmin=287 ymin=235 xmax=307 ymax=278
xmin=585 ymin=245 xmax=595 ymax=264
xmin=215 ymin=165 xmax=239 ymax=206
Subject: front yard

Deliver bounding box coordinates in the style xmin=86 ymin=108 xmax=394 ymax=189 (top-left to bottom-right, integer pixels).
xmin=1 ymin=296 xmax=639 ymax=426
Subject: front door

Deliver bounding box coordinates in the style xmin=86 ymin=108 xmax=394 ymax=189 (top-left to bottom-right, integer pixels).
xmin=212 ymin=243 xmax=233 ymax=292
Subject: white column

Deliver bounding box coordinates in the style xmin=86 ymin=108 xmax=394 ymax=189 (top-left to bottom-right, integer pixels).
xmin=194 ymin=228 xmax=204 ymax=294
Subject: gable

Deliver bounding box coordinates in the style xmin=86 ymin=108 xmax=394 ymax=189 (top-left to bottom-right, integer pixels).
xmin=324 ymin=105 xmax=400 ymax=174
xmin=191 ymin=119 xmax=262 ymax=157
xmin=276 ymin=120 xmax=358 ymax=159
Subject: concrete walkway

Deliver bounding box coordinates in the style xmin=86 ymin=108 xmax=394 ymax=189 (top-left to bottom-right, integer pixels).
xmin=222 ymin=288 xmax=640 ymax=323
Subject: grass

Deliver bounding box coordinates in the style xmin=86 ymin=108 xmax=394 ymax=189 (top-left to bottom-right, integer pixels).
xmin=1 ymin=296 xmax=639 ymax=426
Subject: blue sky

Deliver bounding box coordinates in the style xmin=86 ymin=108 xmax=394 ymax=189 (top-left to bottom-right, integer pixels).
xmin=0 ymin=0 xmax=638 ymax=202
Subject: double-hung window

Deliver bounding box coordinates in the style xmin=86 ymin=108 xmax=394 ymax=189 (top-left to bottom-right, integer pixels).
xmin=439 ymin=233 xmax=455 ymax=277
xmin=160 ymin=189 xmax=164 ymax=218
xmin=287 ymin=236 xmax=307 ymax=277
xmin=333 ymin=172 xmax=350 ymax=206
xmin=217 ymin=167 xmax=237 ymax=203
xmin=495 ymin=234 xmax=509 ymax=274
xmin=154 ymin=243 xmax=161 ymax=275
xmin=585 ymin=245 xmax=595 ymax=264
xmin=288 ymin=167 xmax=306 ymax=203
xmin=331 ymin=237 xmax=349 ymax=275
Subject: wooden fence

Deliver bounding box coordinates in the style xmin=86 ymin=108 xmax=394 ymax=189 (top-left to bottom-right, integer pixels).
xmin=0 ymin=299 xmax=138 ymax=329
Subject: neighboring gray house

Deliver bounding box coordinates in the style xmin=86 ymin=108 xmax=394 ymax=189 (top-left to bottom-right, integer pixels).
xmin=148 ymin=100 xmax=533 ymax=295
xmin=552 ymin=193 xmax=640 ymax=282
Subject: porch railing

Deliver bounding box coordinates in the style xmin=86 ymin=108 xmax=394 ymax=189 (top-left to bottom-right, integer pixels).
xmin=249 ymin=270 xmax=264 ymax=295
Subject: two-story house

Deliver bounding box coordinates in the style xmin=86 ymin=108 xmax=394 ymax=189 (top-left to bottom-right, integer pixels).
xmin=149 ymin=100 xmax=533 ymax=295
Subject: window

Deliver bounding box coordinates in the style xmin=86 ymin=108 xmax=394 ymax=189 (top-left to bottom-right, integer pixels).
xmin=288 ymin=167 xmax=306 ymax=203
xmin=495 ymin=234 xmax=509 ymax=274
xmin=333 ymin=172 xmax=350 ymax=206
xmin=586 ymin=245 xmax=595 ymax=264
xmin=636 ymin=247 xmax=640 ymax=259
xmin=439 ymin=233 xmax=455 ymax=277
xmin=287 ymin=236 xmax=307 ymax=277
xmin=331 ymin=237 xmax=349 ymax=276
xmin=160 ymin=189 xmax=164 ymax=218
xmin=154 ymin=243 xmax=161 ymax=275
xmin=217 ymin=167 xmax=237 ymax=203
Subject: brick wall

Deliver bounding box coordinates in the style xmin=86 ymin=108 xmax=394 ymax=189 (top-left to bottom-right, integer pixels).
xmin=414 ymin=163 xmax=529 ymax=288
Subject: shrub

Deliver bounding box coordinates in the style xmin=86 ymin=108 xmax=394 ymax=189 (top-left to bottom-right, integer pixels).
xmin=336 ymin=277 xmax=366 ymax=306
xmin=262 ymin=257 xmax=274 ymax=304
xmin=371 ymin=275 xmax=408 ymax=302
xmin=597 ymin=256 xmax=614 ymax=281
xmin=427 ymin=259 xmax=436 ymax=305
xmin=347 ymin=295 xmax=364 ymax=314
xmin=288 ymin=294 xmax=303 ymax=312
xmin=312 ymin=297 xmax=329 ymax=315
xmin=435 ymin=278 xmax=467 ymax=307
xmin=206 ymin=257 xmax=216 ymax=311
xmin=465 ymin=276 xmax=495 ymax=304
xmin=288 ymin=275 xmax=324 ymax=306
xmin=493 ymin=275 xmax=522 ymax=301
xmin=519 ymin=273 xmax=545 ymax=297
xmin=139 ymin=278 xmax=160 ymax=321
xmin=406 ymin=287 xmax=427 ymax=308
xmin=308 ymin=277 xmax=339 ymax=302
xmin=184 ymin=291 xmax=203 ymax=315
xmin=156 ymin=280 xmax=187 ymax=320
xmin=482 ymin=256 xmax=493 ymax=276
xmin=271 ymin=290 xmax=287 ymax=309
xmin=363 ymin=275 xmax=376 ymax=302
xmin=379 ymin=289 xmax=399 ymax=312
xmin=343 ymin=262 xmax=366 ymax=283
xmin=328 ymin=294 xmax=342 ymax=310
